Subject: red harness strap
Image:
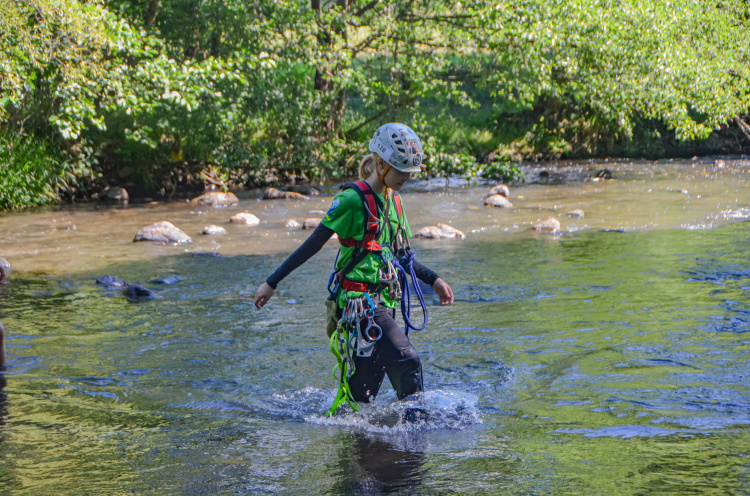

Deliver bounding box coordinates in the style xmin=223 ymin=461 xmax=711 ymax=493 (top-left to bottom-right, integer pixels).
xmin=337 ymin=181 xmax=382 ymax=252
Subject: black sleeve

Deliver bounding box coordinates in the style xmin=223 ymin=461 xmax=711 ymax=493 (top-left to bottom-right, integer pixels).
xmin=266 ymin=224 xmax=335 ymax=289
xmin=412 ymin=259 xmax=441 ymax=286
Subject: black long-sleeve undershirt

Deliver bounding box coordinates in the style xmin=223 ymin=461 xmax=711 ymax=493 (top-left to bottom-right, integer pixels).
xmin=265 ymin=224 xmax=441 ymax=289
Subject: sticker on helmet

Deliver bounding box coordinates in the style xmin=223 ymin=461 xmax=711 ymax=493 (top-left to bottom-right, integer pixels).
xmin=413 ymin=153 xmax=422 ymax=166
xmin=375 ymin=141 xmax=393 ymax=162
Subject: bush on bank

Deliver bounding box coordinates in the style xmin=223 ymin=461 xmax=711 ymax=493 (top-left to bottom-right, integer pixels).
xmin=1 ymin=0 xmax=749 ymax=208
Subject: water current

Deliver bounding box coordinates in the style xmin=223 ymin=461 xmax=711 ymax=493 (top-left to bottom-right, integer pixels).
xmin=1 ymin=158 xmax=750 ymax=494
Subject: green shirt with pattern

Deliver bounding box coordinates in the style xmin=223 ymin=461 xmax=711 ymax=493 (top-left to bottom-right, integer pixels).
xmin=321 ymin=186 xmax=412 ymax=309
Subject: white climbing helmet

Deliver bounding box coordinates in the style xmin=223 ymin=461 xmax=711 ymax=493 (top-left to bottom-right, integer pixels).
xmin=368 ymin=123 xmax=424 ymax=172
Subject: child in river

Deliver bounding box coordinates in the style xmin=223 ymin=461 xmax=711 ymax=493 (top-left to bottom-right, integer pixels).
xmin=254 ymin=123 xmax=453 ymax=409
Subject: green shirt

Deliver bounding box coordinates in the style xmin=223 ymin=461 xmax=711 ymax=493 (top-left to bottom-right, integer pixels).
xmin=321 ymin=187 xmax=412 ymax=309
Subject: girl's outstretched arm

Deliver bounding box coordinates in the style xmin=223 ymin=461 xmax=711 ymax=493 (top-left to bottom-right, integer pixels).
xmin=412 ymin=260 xmax=454 ymax=305
xmin=253 ymin=224 xmax=335 ymax=309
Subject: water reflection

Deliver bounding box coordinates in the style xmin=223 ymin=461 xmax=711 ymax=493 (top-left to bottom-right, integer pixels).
xmin=330 ymin=433 xmax=426 ymax=495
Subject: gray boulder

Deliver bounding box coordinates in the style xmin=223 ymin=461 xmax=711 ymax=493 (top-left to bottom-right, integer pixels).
xmin=134 ymin=221 xmax=192 ymax=244
xmin=488 ymin=184 xmax=510 ymax=198
xmin=96 ymin=275 xmax=129 ymax=289
xmin=190 ymin=192 xmax=239 ymax=207
xmin=230 ymin=213 xmax=260 ymax=225
xmin=303 ymin=218 xmax=322 ymax=229
xmin=104 ymin=187 xmax=129 ymax=202
xmin=125 ymin=284 xmax=156 ymax=300
xmin=484 ymin=194 xmax=514 ymax=208
xmin=263 ymin=187 xmax=309 ymax=200
xmin=202 ymin=225 xmax=227 ymax=235
xmin=528 ymin=217 xmax=561 ymax=233
xmin=414 ymin=224 xmax=466 ymax=239
xmin=567 ymin=209 xmax=585 ymax=219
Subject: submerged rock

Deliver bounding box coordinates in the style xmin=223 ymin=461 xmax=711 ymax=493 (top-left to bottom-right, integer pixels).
xmin=230 ymin=213 xmax=260 ymax=225
xmin=528 ymin=217 xmax=561 ymax=233
xmin=190 ymin=192 xmax=239 ymax=207
xmin=303 ymin=218 xmax=322 ymax=229
xmin=414 ymin=224 xmax=466 ymax=239
xmin=202 ymin=225 xmax=227 ymax=235
xmin=96 ymin=275 xmax=129 ymax=289
xmin=0 ymin=257 xmax=8 ymax=284
xmin=567 ymin=209 xmax=585 ymax=219
xmin=134 ymin=221 xmax=192 ymax=244
xmin=150 ymin=275 xmax=182 ymax=285
xmin=285 ymin=219 xmax=301 ymax=229
xmin=104 ymin=187 xmax=129 ymax=202
xmin=484 ymin=194 xmax=514 ymax=208
xmin=263 ymin=187 xmax=309 ymax=200
xmin=125 ymin=284 xmax=156 ymax=300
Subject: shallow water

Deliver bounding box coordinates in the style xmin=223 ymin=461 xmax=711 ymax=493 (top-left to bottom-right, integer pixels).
xmin=2 ymin=157 xmax=750 ymax=494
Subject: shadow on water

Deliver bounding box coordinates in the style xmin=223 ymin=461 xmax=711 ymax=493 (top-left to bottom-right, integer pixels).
xmin=328 ymin=432 xmax=427 ymax=495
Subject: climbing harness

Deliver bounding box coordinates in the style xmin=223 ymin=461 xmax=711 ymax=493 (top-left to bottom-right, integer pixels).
xmin=326 ymin=293 xmax=382 ymax=416
xmin=326 ymin=180 xmax=428 ymax=415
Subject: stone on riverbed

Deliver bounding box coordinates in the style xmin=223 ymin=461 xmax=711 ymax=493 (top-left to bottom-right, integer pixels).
xmin=230 ymin=213 xmax=260 ymax=225
xmin=202 ymin=225 xmax=227 ymax=235
xmin=96 ymin=275 xmax=129 ymax=289
xmin=414 ymin=224 xmax=466 ymax=239
xmin=150 ymin=275 xmax=182 ymax=284
xmin=134 ymin=221 xmax=192 ymax=244
xmin=190 ymin=192 xmax=239 ymax=207
xmin=0 ymin=257 xmax=9 ymax=284
xmin=104 ymin=187 xmax=129 ymax=202
xmin=285 ymin=219 xmax=301 ymax=229
xmin=528 ymin=217 xmax=561 ymax=233
xmin=303 ymin=218 xmax=322 ymax=229
xmin=125 ymin=284 xmax=156 ymax=300
xmin=488 ymin=184 xmax=510 ymax=198
xmin=263 ymin=187 xmax=309 ymax=200
xmin=567 ymin=209 xmax=585 ymax=219
xmin=484 ymin=194 xmax=514 ymax=208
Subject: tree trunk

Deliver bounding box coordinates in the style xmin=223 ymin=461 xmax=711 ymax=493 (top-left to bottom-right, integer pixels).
xmin=145 ymin=0 xmax=160 ymax=28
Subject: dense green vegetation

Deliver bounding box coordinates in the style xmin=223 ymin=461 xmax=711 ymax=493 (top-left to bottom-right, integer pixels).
xmin=1 ymin=0 xmax=749 ymax=209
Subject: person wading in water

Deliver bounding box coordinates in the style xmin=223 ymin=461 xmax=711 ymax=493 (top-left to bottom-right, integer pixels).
xmin=254 ymin=123 xmax=454 ymax=414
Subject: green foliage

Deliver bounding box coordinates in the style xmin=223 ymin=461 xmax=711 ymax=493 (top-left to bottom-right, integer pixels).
xmin=0 ymin=134 xmax=72 ymax=209
xmin=2 ymin=0 xmax=750 ymax=208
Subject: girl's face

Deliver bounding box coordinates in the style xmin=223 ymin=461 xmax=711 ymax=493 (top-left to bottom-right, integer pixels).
xmin=378 ymin=161 xmax=412 ymax=191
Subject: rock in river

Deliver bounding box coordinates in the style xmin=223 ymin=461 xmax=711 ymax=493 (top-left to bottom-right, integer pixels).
xmin=414 ymin=224 xmax=466 ymax=239
xmin=303 ymin=218 xmax=322 ymax=229
xmin=567 ymin=209 xmax=585 ymax=219
xmin=190 ymin=192 xmax=239 ymax=207
xmin=202 ymin=225 xmax=227 ymax=235
xmin=134 ymin=221 xmax=192 ymax=244
xmin=125 ymin=284 xmax=156 ymax=300
xmin=96 ymin=275 xmax=129 ymax=289
xmin=484 ymin=194 xmax=514 ymax=208
xmin=528 ymin=217 xmax=561 ymax=233
xmin=230 ymin=213 xmax=260 ymax=225
xmin=488 ymin=184 xmax=510 ymax=198
xmin=263 ymin=187 xmax=309 ymax=200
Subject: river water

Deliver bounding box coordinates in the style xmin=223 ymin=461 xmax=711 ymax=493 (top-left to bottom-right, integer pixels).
xmin=1 ymin=158 xmax=750 ymax=494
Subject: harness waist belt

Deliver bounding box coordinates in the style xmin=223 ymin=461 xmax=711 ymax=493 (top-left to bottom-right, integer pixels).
xmin=341 ymin=279 xmax=383 ymax=293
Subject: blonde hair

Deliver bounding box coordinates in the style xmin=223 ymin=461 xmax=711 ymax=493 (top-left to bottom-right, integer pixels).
xmin=358 ymin=154 xmax=377 ymax=180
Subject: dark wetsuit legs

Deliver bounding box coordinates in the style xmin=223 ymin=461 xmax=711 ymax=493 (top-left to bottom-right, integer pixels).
xmin=347 ymin=304 xmax=423 ymax=402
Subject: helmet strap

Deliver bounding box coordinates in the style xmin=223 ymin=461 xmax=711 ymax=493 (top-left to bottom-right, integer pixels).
xmin=378 ymin=163 xmax=392 ymax=197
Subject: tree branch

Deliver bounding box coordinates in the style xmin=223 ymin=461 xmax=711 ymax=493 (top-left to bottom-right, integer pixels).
xmin=736 ymin=115 xmax=750 ymax=142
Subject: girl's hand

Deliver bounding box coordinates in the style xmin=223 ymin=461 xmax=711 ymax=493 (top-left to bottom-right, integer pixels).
xmin=433 ymin=278 xmax=454 ymax=306
xmin=254 ymin=282 xmax=275 ymax=309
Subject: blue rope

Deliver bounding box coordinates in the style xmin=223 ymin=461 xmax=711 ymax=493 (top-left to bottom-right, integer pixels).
xmin=394 ymin=249 xmax=428 ymax=336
